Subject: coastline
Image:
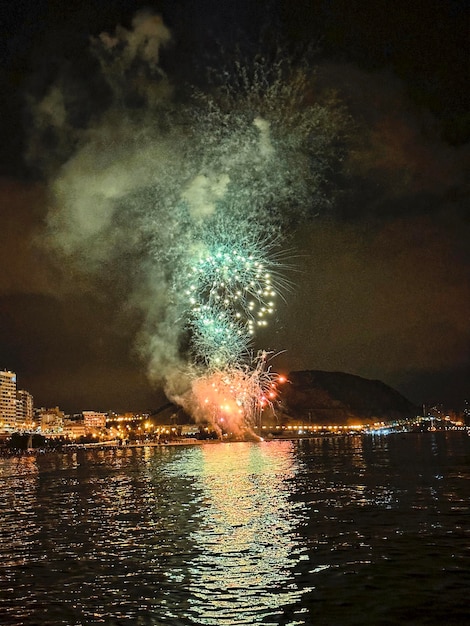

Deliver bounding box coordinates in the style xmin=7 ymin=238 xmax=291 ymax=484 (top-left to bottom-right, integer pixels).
xmin=1 ymin=428 xmax=468 ymax=458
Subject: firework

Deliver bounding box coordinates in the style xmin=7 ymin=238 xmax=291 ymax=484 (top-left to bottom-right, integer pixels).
xmin=183 ymin=222 xmax=284 ymax=327
xmin=189 ymin=303 xmax=250 ymax=368
xmin=188 ymin=351 xmax=286 ymax=438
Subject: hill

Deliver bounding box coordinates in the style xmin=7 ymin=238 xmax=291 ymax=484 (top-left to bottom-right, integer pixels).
xmin=278 ymin=370 xmax=418 ymax=425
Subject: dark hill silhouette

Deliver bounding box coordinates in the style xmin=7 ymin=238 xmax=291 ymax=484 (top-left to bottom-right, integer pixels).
xmin=279 ymin=370 xmax=418 ymax=424
xmin=149 ymin=402 xmax=192 ymax=425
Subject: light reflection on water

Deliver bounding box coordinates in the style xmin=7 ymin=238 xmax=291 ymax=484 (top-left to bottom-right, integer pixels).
xmin=162 ymin=443 xmax=310 ymax=624
xmin=0 ymin=433 xmax=469 ymax=625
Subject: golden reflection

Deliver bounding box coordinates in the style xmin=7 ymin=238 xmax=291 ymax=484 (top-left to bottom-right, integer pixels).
xmin=0 ymin=454 xmax=39 ymax=479
xmin=185 ymin=441 xmax=310 ymax=624
xmin=348 ymin=434 xmax=366 ymax=470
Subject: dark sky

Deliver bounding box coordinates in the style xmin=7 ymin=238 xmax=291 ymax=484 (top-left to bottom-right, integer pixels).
xmin=1 ymin=0 xmax=469 ymax=412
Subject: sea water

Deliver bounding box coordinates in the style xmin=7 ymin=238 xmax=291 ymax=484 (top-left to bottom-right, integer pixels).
xmin=0 ymin=432 xmax=469 ymax=625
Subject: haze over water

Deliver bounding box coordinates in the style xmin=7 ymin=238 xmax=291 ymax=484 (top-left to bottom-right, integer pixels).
xmin=1 ymin=433 xmax=469 ymax=625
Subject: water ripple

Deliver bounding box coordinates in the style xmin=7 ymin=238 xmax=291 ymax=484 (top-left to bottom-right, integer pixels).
xmin=0 ymin=433 xmax=469 ymax=625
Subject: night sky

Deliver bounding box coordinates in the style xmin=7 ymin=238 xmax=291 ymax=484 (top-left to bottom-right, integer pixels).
xmin=1 ymin=0 xmax=469 ymax=413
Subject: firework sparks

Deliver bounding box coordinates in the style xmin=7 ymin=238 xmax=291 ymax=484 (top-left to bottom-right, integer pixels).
xmin=186 ymin=352 xmax=286 ymax=439
xmin=182 ymin=224 xmax=285 ymax=334
xmin=189 ymin=303 xmax=250 ymax=368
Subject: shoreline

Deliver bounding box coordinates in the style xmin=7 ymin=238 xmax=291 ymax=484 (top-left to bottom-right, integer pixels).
xmin=1 ymin=429 xmax=467 ymax=458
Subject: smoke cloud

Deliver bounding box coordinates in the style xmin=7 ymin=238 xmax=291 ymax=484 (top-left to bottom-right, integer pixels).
xmin=31 ymin=10 xmax=347 ymax=422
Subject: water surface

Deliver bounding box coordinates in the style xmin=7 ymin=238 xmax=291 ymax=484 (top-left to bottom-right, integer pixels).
xmin=1 ymin=433 xmax=469 ymax=625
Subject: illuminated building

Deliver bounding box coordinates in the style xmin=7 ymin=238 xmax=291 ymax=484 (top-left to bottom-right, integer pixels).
xmin=16 ymin=389 xmax=34 ymax=428
xmin=63 ymin=419 xmax=86 ymax=439
xmin=0 ymin=370 xmax=17 ymax=432
xmin=83 ymin=411 xmax=107 ymax=431
xmin=39 ymin=406 xmax=65 ymax=433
